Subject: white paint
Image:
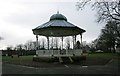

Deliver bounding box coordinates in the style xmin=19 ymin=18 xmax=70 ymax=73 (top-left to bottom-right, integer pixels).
xmin=82 ymin=66 xmax=88 ymax=67
xmin=64 ymin=65 xmax=69 ymax=68
xmin=21 ymin=65 xmax=39 ymax=69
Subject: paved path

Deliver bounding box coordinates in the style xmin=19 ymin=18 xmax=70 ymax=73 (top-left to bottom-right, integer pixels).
xmin=2 ymin=59 xmax=119 ymax=75
xmin=1 ymin=52 xmax=120 ymax=75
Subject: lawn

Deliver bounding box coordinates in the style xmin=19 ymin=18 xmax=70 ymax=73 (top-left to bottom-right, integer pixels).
xmin=80 ymin=53 xmax=118 ymax=66
xmin=2 ymin=55 xmax=33 ymax=61
xmin=2 ymin=55 xmax=64 ymax=68
xmin=2 ymin=53 xmax=119 ymax=68
xmin=0 ymin=56 xmax=1 ymax=60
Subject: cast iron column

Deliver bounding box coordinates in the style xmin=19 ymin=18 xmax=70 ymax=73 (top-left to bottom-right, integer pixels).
xmin=47 ymin=36 xmax=49 ymax=50
xmin=61 ymin=37 xmax=63 ymax=50
xmin=36 ymin=35 xmax=38 ymax=50
xmin=80 ymin=34 xmax=83 ymax=46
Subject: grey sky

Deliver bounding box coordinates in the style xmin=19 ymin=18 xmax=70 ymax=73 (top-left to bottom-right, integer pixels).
xmin=0 ymin=0 xmax=104 ymax=49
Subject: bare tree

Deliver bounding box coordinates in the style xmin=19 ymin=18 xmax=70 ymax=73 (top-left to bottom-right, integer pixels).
xmin=16 ymin=44 xmax=23 ymax=51
xmin=37 ymin=41 xmax=41 ymax=50
xmin=41 ymin=38 xmax=45 ymax=49
xmin=50 ymin=37 xmax=53 ymax=49
xmin=32 ymin=41 xmax=37 ymax=50
xmin=25 ymin=41 xmax=31 ymax=50
xmin=65 ymin=37 xmax=71 ymax=50
xmin=53 ymin=37 xmax=59 ymax=49
xmin=98 ymin=21 xmax=119 ymax=53
xmin=6 ymin=46 xmax=13 ymax=57
xmin=76 ymin=0 xmax=120 ymax=53
xmin=88 ymin=21 xmax=120 ymax=53
xmin=6 ymin=46 xmax=13 ymax=50
xmin=76 ymin=0 xmax=120 ymax=23
xmin=24 ymin=44 xmax=28 ymax=50
xmin=24 ymin=40 xmax=37 ymax=50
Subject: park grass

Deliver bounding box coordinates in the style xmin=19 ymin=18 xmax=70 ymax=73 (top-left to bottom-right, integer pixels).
xmin=2 ymin=55 xmax=33 ymax=61
xmin=2 ymin=53 xmax=119 ymax=67
xmin=80 ymin=53 xmax=118 ymax=66
xmin=0 ymin=56 xmax=2 ymax=59
xmin=2 ymin=55 xmax=64 ymax=68
xmin=0 ymin=56 xmax=2 ymax=61
xmin=2 ymin=55 xmax=34 ymax=65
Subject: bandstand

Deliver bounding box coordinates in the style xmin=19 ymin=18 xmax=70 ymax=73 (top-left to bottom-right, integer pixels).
xmin=32 ymin=12 xmax=86 ymax=63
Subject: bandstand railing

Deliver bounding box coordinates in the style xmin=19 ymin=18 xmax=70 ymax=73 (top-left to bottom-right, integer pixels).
xmin=36 ymin=49 xmax=83 ymax=57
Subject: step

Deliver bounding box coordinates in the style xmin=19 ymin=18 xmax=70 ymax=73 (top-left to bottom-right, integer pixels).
xmin=69 ymin=57 xmax=74 ymax=63
xmin=61 ymin=57 xmax=72 ymax=63
xmin=59 ymin=57 xmax=63 ymax=63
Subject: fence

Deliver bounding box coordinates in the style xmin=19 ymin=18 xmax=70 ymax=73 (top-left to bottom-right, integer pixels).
xmin=36 ymin=49 xmax=83 ymax=57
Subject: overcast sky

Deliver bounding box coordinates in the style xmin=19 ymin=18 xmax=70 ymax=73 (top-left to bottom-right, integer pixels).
xmin=0 ymin=0 xmax=105 ymax=50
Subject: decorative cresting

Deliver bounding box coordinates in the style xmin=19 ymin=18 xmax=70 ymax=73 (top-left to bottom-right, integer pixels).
xmin=32 ymin=12 xmax=86 ymax=37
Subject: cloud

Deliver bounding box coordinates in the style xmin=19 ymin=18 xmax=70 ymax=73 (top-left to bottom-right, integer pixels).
xmin=1 ymin=2 xmax=56 ymax=28
xmin=0 ymin=0 xmax=104 ymax=49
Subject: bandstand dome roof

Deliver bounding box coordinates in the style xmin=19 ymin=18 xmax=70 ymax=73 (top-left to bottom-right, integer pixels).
xmin=32 ymin=12 xmax=86 ymax=37
xmin=50 ymin=13 xmax=67 ymax=21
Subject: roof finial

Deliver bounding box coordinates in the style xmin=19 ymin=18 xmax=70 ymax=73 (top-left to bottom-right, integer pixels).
xmin=57 ymin=10 xmax=59 ymax=14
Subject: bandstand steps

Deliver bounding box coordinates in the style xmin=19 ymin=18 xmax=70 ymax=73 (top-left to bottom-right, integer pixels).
xmin=53 ymin=57 xmax=59 ymax=62
xmin=69 ymin=57 xmax=74 ymax=63
xmin=61 ymin=57 xmax=73 ymax=63
xmin=59 ymin=57 xmax=63 ymax=63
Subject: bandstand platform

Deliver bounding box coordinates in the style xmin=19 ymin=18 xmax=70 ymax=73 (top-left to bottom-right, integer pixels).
xmin=32 ymin=11 xmax=86 ymax=63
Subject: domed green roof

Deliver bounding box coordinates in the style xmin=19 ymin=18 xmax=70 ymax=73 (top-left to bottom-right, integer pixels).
xmin=32 ymin=12 xmax=86 ymax=37
xmin=50 ymin=13 xmax=67 ymax=21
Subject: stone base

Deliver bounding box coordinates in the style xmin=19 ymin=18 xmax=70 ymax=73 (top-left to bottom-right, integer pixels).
xmin=33 ymin=56 xmax=59 ymax=62
xmin=33 ymin=55 xmax=86 ymax=63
